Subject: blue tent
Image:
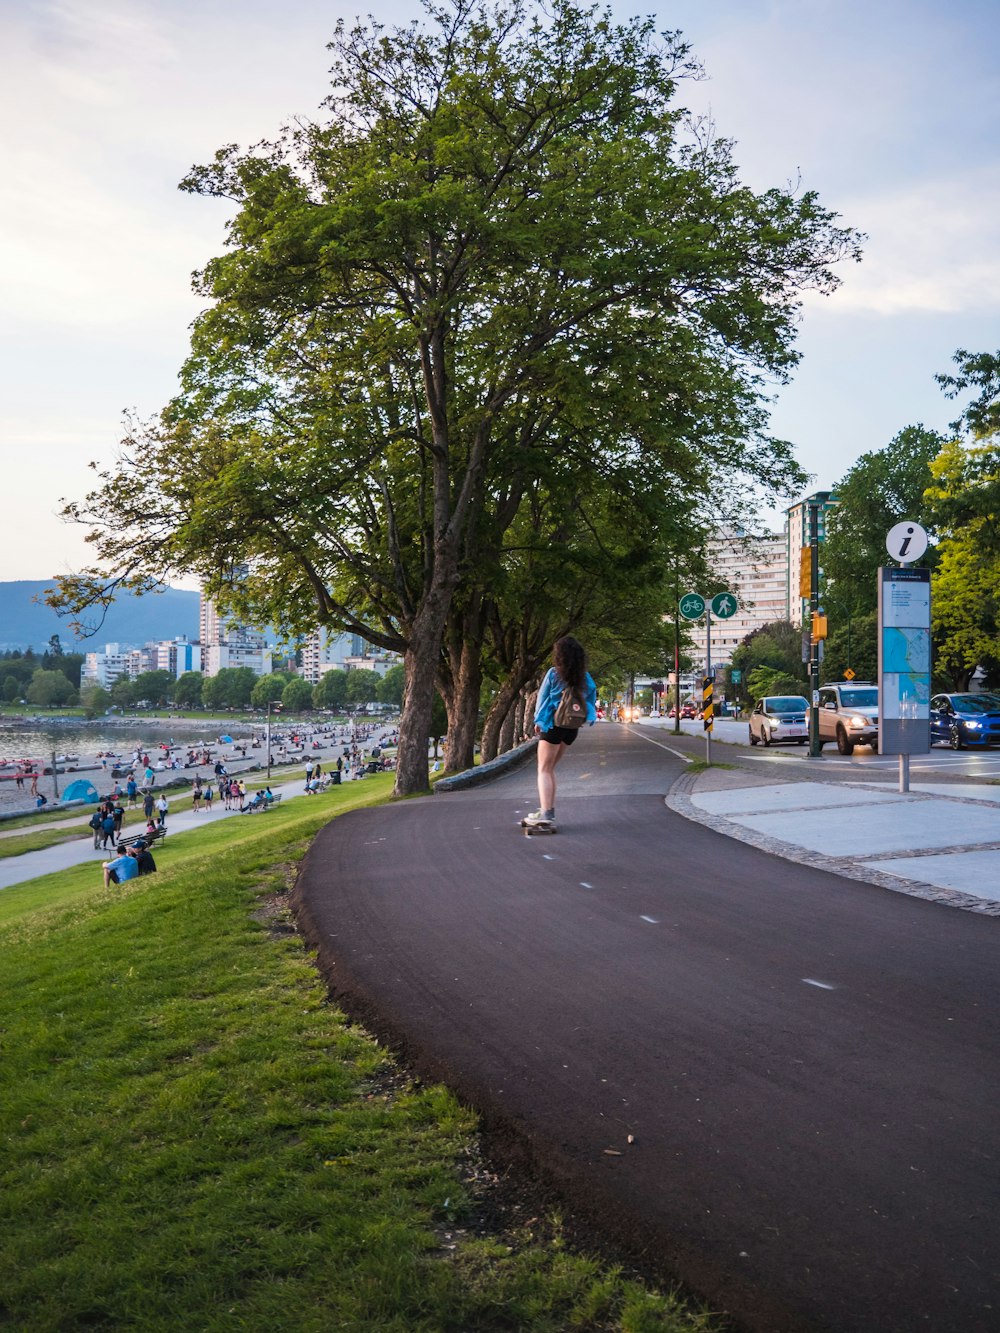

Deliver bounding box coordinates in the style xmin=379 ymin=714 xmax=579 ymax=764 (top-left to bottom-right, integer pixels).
xmin=62 ymin=779 xmax=100 ymax=805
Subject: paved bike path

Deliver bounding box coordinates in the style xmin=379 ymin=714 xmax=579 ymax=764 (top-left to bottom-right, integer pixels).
xmin=296 ymin=724 xmax=1000 ymax=1333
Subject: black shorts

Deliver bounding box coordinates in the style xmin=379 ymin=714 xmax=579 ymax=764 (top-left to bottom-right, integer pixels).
xmin=539 ymin=725 xmax=580 ymax=746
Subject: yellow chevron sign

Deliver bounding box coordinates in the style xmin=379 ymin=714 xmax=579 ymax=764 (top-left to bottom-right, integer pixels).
xmin=702 ymin=677 xmax=713 ymax=732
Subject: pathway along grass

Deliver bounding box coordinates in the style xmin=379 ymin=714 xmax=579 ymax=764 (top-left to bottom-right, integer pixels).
xmin=0 ymin=779 xmax=720 ymax=1332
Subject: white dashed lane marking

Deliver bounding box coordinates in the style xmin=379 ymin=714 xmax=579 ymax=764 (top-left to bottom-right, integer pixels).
xmin=640 ymin=915 xmax=660 ymax=924
xmin=802 ymin=978 xmax=837 ymax=990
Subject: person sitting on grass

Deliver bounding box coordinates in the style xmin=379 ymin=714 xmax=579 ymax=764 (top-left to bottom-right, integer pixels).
xmin=103 ymin=847 xmax=138 ymax=888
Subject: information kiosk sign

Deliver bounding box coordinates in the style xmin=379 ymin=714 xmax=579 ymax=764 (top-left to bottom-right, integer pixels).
xmin=878 ymin=565 xmax=931 ymax=756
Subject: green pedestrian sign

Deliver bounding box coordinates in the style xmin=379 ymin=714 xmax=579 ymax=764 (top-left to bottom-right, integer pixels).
xmin=711 ymin=592 xmax=737 ymax=619
xmin=679 ymin=592 xmax=706 ymax=620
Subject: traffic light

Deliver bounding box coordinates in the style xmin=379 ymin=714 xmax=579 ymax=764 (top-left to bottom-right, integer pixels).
xmin=799 ymin=546 xmax=812 ymax=599
xmin=811 ymin=613 xmax=828 ymax=642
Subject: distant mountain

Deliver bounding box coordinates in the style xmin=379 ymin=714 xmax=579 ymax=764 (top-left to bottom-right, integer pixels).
xmin=0 ymin=581 xmax=200 ymax=653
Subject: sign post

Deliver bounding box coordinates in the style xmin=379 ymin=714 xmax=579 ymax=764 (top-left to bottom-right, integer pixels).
xmin=679 ymin=593 xmax=708 ymax=759
xmin=878 ymin=523 xmax=931 ymax=792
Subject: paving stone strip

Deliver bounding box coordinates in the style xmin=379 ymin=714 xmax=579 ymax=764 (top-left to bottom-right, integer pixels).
xmin=667 ymin=767 xmax=1000 ymax=917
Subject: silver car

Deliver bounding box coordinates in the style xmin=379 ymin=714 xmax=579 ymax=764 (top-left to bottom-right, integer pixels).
xmin=748 ymin=695 xmax=810 ymax=746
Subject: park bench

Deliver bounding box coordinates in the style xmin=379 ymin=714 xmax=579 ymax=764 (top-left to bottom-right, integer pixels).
xmin=117 ymin=826 xmax=167 ymax=854
xmin=248 ymin=793 xmax=282 ymax=812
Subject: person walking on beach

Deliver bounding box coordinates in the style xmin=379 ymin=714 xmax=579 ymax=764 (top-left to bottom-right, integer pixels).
xmin=522 ymin=635 xmax=597 ymax=832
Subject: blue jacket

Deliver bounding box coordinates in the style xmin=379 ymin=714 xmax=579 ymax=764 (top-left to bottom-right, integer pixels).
xmin=534 ymin=668 xmax=598 ymax=732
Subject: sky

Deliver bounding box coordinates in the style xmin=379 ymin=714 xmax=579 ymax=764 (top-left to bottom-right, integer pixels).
xmin=2 ymin=0 xmax=998 ymax=582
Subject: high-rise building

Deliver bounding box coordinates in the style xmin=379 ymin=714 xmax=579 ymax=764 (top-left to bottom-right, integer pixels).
xmin=199 ymin=574 xmax=271 ymax=677
xmin=786 ymin=491 xmax=838 ymax=626
xmin=685 ymin=531 xmax=790 ymax=671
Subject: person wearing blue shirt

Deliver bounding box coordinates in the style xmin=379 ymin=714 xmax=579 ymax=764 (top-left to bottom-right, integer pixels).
xmin=524 ymin=636 xmax=597 ymax=831
xmin=103 ymin=848 xmax=139 ymax=888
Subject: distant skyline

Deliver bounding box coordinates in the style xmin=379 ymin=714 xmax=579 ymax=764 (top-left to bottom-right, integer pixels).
xmin=2 ymin=0 xmax=998 ymax=581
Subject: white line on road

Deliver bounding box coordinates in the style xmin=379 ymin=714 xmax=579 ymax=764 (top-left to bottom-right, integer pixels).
xmin=580 ymin=882 xmax=594 ymax=889
xmin=640 ymin=915 xmax=660 ymax=924
xmin=802 ymin=978 xmax=837 ymax=990
xmin=625 ymin=728 xmax=692 ymax=763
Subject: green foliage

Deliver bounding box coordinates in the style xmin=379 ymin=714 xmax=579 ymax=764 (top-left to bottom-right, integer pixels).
xmin=79 ymin=683 xmax=112 ymax=719
xmin=281 ymin=676 xmax=314 ymax=712
xmin=26 ymin=668 xmax=77 ymax=707
xmin=172 ymin=670 xmax=204 ymax=708
xmin=376 ymin=664 xmax=405 ymax=708
xmin=823 ymin=425 xmax=945 ymax=615
xmin=730 ymin=621 xmax=805 ymax=691
xmin=251 ymin=672 xmax=289 ymax=709
xmin=132 ymin=668 xmax=174 ymax=706
xmin=202 ymin=666 xmax=258 ymax=711
xmin=745 ymin=666 xmax=805 ymax=703
xmin=313 ymin=669 xmax=348 ymax=711
xmin=935 ymin=347 xmax=1000 ymax=439
xmin=819 ymin=610 xmax=877 ymax=684
xmin=345 ymin=668 xmax=380 ymax=707
xmin=3 ymin=675 xmax=19 ymax=702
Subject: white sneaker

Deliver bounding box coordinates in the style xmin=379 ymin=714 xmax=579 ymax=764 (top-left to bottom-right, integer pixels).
xmin=522 ymin=810 xmax=555 ymax=829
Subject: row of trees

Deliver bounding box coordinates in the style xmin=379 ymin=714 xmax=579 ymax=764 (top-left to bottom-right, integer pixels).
xmin=76 ymin=664 xmax=407 ymax=717
xmin=822 ymin=347 xmax=1000 ymax=691
xmin=724 ymin=345 xmax=1000 ymax=702
xmin=48 ymin=0 xmax=861 ymax=792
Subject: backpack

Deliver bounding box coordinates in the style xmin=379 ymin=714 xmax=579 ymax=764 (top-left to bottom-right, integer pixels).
xmin=553 ymin=677 xmax=588 ymax=729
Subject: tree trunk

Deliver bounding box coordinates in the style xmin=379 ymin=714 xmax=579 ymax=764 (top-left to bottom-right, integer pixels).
xmin=480 ymin=677 xmax=522 ymax=761
xmin=498 ymin=701 xmax=517 ymax=754
xmin=394 ymin=569 xmax=459 ymax=795
xmin=443 ymin=650 xmax=483 ymax=773
xmin=515 ymin=692 xmax=528 ymax=742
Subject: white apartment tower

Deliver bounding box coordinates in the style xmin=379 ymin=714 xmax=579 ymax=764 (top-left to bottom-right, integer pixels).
xmin=685 ymin=531 xmax=790 ymax=671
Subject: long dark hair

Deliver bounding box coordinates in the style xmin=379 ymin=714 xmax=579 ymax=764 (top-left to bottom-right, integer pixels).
xmin=552 ymin=636 xmax=586 ymax=691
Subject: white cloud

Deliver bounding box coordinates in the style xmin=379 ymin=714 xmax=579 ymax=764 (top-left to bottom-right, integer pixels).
xmin=814 ymin=170 xmax=1000 ymax=315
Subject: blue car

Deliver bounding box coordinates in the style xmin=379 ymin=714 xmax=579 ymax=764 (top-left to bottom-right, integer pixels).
xmin=929 ymin=693 xmax=1000 ymax=748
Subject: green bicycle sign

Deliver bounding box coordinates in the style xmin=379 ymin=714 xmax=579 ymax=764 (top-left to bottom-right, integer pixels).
xmin=679 ymin=592 xmax=706 ymax=620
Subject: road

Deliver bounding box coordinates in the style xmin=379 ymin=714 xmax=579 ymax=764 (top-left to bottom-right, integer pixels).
xmin=647 ymin=715 xmax=1000 ymax=782
xmin=295 ymin=724 xmax=1000 ymax=1333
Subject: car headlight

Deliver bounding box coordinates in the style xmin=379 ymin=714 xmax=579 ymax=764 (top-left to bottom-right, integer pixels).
xmin=964 ymin=719 xmax=982 ymax=729
xmin=849 ymin=715 xmax=868 ymax=727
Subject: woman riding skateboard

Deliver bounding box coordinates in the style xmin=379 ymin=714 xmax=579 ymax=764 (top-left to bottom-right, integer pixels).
xmin=523 ymin=635 xmax=597 ymax=832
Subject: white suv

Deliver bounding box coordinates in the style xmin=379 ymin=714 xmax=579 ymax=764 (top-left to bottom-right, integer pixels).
xmin=817 ymin=682 xmax=879 ymax=754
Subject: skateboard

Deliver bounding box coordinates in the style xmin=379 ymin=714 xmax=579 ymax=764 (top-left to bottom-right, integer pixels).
xmin=520 ymin=818 xmax=557 ymax=836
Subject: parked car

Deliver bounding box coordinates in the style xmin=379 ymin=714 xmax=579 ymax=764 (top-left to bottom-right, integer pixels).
xmin=930 ymin=693 xmax=1000 ymax=748
xmin=748 ymin=695 xmax=810 ymax=746
xmin=817 ymin=682 xmax=879 ymax=754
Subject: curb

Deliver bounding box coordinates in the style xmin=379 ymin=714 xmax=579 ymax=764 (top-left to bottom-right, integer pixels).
xmin=434 ymin=738 xmax=538 ymax=792
xmin=665 ymin=766 xmax=1000 ymax=917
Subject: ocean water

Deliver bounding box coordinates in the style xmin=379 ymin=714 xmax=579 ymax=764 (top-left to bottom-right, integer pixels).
xmin=0 ymin=719 xmax=254 ymax=767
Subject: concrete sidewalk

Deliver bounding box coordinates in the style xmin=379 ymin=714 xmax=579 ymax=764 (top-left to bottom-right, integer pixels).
xmin=668 ymin=762 xmax=1000 ymax=915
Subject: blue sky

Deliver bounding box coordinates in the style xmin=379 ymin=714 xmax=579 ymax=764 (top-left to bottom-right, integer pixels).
xmin=1 ymin=0 xmax=998 ymax=580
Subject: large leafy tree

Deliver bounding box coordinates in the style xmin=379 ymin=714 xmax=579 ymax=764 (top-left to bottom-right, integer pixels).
xmin=49 ymin=0 xmax=860 ymax=794
xmin=822 ymin=425 xmax=945 ymax=619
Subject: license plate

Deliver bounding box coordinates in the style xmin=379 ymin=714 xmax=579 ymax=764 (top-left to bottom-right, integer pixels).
xmin=785 ymin=727 xmax=806 ymax=736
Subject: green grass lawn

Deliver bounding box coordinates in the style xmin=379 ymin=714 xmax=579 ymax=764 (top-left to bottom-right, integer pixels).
xmin=0 ymin=780 xmax=719 ymax=1332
